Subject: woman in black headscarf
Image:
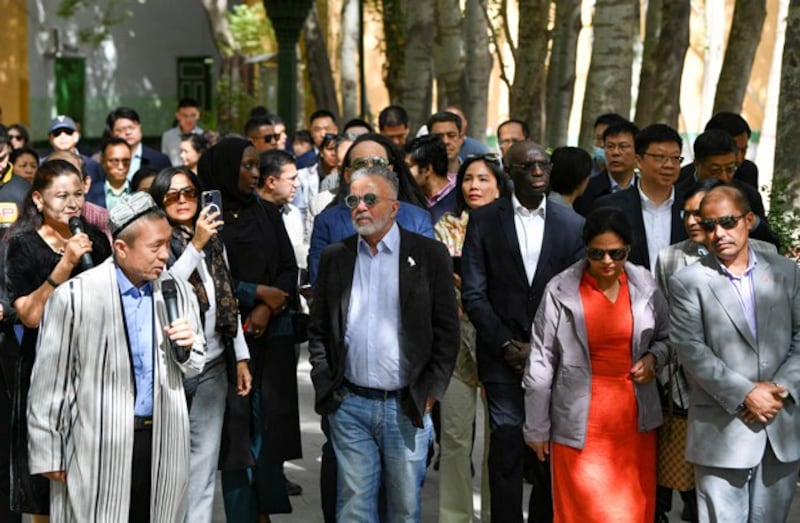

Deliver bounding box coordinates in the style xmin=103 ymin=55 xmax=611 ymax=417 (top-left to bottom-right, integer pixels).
xmin=197 ymin=137 xmax=299 ymax=521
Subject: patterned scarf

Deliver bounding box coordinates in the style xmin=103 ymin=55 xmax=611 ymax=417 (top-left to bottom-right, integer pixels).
xmin=170 ymin=225 xmax=239 ymax=339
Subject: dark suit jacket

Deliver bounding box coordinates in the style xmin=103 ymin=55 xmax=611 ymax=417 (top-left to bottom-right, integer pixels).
xmin=307 ymin=227 xmax=459 ymax=428
xmin=678 ymin=160 xmax=759 ymax=190
xmin=573 ymin=171 xmax=613 ymax=217
xmin=461 ymin=198 xmax=585 ymax=384
xmin=140 ymin=145 xmax=171 ymax=171
xmin=594 ymin=185 xmax=687 ymax=270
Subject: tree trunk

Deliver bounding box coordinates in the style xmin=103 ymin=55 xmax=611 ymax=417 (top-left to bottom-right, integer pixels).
xmin=381 ymin=0 xmax=406 ymax=104
xmin=302 ymin=4 xmax=340 ymax=120
xmin=545 ymin=0 xmax=581 ymax=147
xmin=433 ymin=0 xmax=465 ymax=109
xmin=634 ymin=0 xmax=689 ymax=128
xmin=200 ymin=0 xmax=236 ymax=54
xmin=509 ymin=0 xmax=550 ymax=143
xmin=579 ymin=0 xmax=637 ymax=149
xmin=402 ymin=0 xmax=435 ymax=134
xmin=773 ymin=0 xmax=800 ymax=212
xmin=340 ymin=0 xmax=359 ymax=121
xmin=462 ymin=0 xmax=492 ymax=143
xmin=713 ymin=0 xmax=767 ymax=114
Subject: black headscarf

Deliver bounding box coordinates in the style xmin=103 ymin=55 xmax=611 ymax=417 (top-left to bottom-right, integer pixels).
xmin=197 ymin=136 xmax=254 ymax=210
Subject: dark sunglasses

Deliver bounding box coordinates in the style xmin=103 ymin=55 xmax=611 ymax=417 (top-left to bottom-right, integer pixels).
xmin=698 ymin=215 xmax=745 ymax=232
xmin=8 ymin=134 xmax=23 ymax=141
xmin=467 ymin=153 xmax=502 ymax=164
xmin=587 ymin=246 xmax=630 ymax=261
xmin=263 ymin=133 xmax=281 ymax=143
xmin=344 ymin=193 xmax=393 ymax=209
xmin=680 ymin=209 xmax=701 ymax=220
xmin=163 ymin=186 xmax=198 ymax=205
xmin=350 ymin=156 xmax=390 ymax=170
xmin=51 ymin=128 xmax=75 ymax=138
xmin=509 ymin=160 xmax=552 ymax=172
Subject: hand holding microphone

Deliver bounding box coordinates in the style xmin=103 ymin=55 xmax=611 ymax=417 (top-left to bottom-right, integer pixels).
xmin=162 ymin=279 xmax=194 ymax=363
xmin=67 ymin=217 xmax=94 ymax=271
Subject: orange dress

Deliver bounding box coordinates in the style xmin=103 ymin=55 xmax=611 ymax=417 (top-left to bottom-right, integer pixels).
xmin=551 ymin=272 xmax=656 ymax=523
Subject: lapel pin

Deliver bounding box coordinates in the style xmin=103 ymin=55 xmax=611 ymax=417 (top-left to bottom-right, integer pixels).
xmin=408 ymin=256 xmax=416 ymax=267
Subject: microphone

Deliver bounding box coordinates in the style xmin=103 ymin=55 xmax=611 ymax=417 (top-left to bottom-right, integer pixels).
xmin=161 ymin=279 xmax=189 ymax=363
xmin=68 ymin=217 xmax=94 ymax=271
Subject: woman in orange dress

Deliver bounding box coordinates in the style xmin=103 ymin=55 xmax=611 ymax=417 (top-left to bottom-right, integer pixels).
xmin=523 ymin=207 xmax=669 ymax=522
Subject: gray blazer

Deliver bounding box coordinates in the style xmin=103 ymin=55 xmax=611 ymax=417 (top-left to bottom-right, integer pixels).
xmin=523 ymin=260 xmax=668 ymax=448
xmin=669 ymin=250 xmax=800 ymax=468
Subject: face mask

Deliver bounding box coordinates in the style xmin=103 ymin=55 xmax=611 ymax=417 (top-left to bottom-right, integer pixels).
xmin=592 ymin=145 xmax=605 ymax=166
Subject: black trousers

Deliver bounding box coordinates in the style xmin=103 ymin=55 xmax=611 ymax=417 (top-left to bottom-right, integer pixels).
xmin=484 ymin=381 xmax=553 ymax=523
xmin=0 ymin=371 xmax=21 ymax=523
xmin=129 ymin=424 xmax=153 ymax=523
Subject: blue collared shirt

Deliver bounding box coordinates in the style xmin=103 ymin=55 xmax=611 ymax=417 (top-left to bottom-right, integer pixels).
xmin=718 ymin=247 xmax=758 ymax=340
xmin=344 ymin=222 xmax=405 ymax=390
xmin=116 ymin=267 xmax=154 ymax=417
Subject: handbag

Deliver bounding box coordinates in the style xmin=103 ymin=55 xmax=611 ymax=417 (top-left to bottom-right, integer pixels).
xmin=656 ymin=345 xmax=694 ymax=490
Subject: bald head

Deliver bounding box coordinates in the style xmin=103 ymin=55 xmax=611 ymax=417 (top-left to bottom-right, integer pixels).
xmin=700 ymin=185 xmax=751 ymax=216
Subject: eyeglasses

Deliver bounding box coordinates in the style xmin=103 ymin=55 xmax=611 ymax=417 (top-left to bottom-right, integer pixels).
xmin=604 ymin=142 xmax=632 ymax=152
xmin=643 ymin=153 xmax=683 ymax=165
xmin=51 ymin=129 xmax=75 ymax=138
xmin=163 ymin=186 xmax=198 ymax=205
xmin=510 ymin=160 xmax=551 ymax=172
xmin=698 ymin=215 xmax=746 ymax=232
xmin=350 ymin=156 xmax=390 ymax=170
xmin=263 ymin=133 xmax=281 ymax=143
xmin=344 ymin=193 xmax=394 ymax=209
xmin=587 ymin=246 xmax=630 ymax=261
xmin=680 ymin=209 xmax=701 ymax=220
xmin=8 ymin=134 xmax=23 ymax=141
xmin=467 ymin=153 xmax=502 ymax=164
xmin=106 ymin=158 xmax=131 ymax=166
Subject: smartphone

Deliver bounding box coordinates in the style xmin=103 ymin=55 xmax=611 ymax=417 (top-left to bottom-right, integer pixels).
xmin=201 ymin=190 xmax=224 ymax=230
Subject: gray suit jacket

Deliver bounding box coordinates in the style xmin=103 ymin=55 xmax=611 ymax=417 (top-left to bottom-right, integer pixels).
xmin=669 ymin=249 xmax=800 ymax=468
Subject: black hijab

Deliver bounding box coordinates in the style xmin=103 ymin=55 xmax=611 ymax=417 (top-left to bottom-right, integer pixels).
xmin=197 ymin=136 xmax=254 ymax=210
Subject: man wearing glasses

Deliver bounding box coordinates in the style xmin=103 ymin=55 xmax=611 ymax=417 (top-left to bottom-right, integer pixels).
xmin=99 ymin=137 xmax=133 ymax=211
xmin=308 ymin=165 xmax=459 ymax=522
xmin=595 ymin=124 xmax=687 ymax=271
xmin=462 ymin=141 xmax=585 ymax=522
xmin=244 ymin=115 xmax=280 ymax=154
xmin=669 ymin=185 xmax=800 ymax=522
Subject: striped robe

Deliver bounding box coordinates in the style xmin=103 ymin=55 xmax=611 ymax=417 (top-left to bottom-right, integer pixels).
xmin=27 ymin=258 xmax=206 ymax=522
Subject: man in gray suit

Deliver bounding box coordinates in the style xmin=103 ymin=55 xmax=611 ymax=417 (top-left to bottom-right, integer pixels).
xmin=669 ymin=185 xmax=800 ymax=522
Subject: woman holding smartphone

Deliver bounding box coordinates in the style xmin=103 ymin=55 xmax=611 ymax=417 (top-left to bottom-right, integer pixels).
xmin=149 ymin=166 xmax=252 ymax=523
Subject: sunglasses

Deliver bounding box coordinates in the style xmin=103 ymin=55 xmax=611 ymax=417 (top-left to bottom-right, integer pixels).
xmin=587 ymin=246 xmax=630 ymax=261
xmin=467 ymin=153 xmax=502 ymax=164
xmin=51 ymin=128 xmax=75 ymax=138
xmin=263 ymin=133 xmax=281 ymax=143
xmin=163 ymin=186 xmax=198 ymax=205
xmin=698 ymin=215 xmax=745 ymax=232
xmin=8 ymin=134 xmax=23 ymax=141
xmin=344 ymin=193 xmax=393 ymax=209
xmin=350 ymin=156 xmax=390 ymax=170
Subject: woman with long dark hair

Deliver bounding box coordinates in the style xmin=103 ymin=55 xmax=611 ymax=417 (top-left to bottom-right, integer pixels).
xmin=5 ymin=160 xmax=111 ymax=521
xmin=149 ymin=166 xmax=252 ymax=523
xmin=197 ymin=137 xmax=299 ymax=522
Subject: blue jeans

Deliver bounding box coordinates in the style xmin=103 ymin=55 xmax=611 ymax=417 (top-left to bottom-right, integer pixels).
xmin=329 ymin=391 xmax=432 ymax=523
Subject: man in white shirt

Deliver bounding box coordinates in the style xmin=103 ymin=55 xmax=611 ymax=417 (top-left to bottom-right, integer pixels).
xmin=161 ymin=98 xmax=203 ymax=166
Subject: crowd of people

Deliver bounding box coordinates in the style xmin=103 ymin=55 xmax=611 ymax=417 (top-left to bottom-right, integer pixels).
xmin=0 ymin=98 xmax=797 ymax=523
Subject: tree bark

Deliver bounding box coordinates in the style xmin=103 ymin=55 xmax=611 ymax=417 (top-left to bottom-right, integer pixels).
xmin=402 ymin=0 xmax=435 ymax=133
xmin=713 ymin=0 xmax=767 ymax=114
xmin=773 ymin=0 xmax=800 ymax=210
xmin=579 ymin=0 xmax=637 ymax=149
xmin=200 ymin=0 xmax=236 ymax=54
xmin=433 ymin=0 xmax=465 ymax=109
xmin=340 ymin=0 xmax=359 ymax=121
xmin=302 ymin=4 xmax=340 ymax=120
xmin=462 ymin=0 xmax=492 ymax=143
xmin=634 ymin=0 xmax=689 ymax=128
xmin=381 ymin=0 xmax=407 ymax=104
xmin=545 ymin=0 xmax=581 ymax=147
xmin=509 ymin=0 xmax=550 ymax=143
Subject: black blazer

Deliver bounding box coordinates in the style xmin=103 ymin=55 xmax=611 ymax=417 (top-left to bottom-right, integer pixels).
xmin=573 ymin=172 xmax=613 ymax=217
xmin=307 ymin=227 xmax=459 ymax=428
xmin=141 ymin=145 xmax=171 ymax=171
xmin=678 ymin=160 xmax=759 ymax=191
xmin=594 ymin=185 xmax=687 ymax=270
xmin=461 ymin=198 xmax=585 ymax=384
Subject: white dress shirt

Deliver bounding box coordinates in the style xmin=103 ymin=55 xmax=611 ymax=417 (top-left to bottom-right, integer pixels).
xmin=639 ymin=186 xmax=675 ymax=271
xmin=512 ymin=193 xmax=546 ymax=284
